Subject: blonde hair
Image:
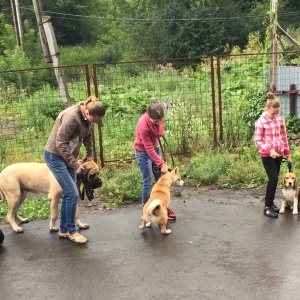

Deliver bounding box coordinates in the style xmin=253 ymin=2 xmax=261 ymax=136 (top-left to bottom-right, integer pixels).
xmin=264 ymin=92 xmax=280 ymax=111
xmin=84 ymin=96 xmax=106 ymax=117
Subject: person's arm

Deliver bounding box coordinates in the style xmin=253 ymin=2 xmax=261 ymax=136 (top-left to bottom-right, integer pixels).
xmin=254 ymin=119 xmax=272 ymax=155
xmin=281 ymin=118 xmax=291 ymax=163
xmin=141 ymin=131 xmax=164 ymax=168
xmin=56 ymin=116 xmax=81 ymax=170
xmin=82 ymin=125 xmax=93 ymax=160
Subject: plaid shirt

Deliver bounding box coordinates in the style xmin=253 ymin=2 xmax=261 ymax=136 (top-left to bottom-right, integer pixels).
xmin=254 ymin=111 xmax=290 ymax=157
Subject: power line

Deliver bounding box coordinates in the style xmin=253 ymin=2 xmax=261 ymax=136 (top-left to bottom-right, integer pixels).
xmin=17 ymin=6 xmax=300 ymax=24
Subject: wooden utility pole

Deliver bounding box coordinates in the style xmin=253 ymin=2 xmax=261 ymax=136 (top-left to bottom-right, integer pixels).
xmin=270 ymin=0 xmax=278 ymax=91
xmin=10 ymin=0 xmax=21 ymax=46
xmin=42 ymin=16 xmax=70 ymax=103
xmin=32 ymin=0 xmax=70 ymax=104
xmin=15 ymin=0 xmax=23 ymax=46
xmin=32 ymin=0 xmax=52 ymax=63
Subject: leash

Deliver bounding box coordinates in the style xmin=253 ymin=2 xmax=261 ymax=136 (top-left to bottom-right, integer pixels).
xmin=158 ymin=135 xmax=175 ymax=168
xmin=77 ymin=169 xmax=95 ymax=201
xmin=282 ymin=157 xmax=292 ymax=172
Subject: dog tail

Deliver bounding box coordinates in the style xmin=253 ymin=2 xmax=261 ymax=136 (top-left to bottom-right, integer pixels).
xmin=147 ymin=199 xmax=162 ymax=217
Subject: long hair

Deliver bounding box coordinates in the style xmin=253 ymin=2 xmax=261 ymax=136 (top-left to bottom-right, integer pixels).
xmin=84 ymin=96 xmax=106 ymax=117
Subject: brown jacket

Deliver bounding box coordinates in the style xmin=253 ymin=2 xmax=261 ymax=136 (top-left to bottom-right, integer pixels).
xmin=45 ymin=102 xmax=93 ymax=170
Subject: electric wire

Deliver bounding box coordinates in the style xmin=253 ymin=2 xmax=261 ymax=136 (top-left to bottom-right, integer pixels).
xmin=14 ymin=6 xmax=300 ymax=24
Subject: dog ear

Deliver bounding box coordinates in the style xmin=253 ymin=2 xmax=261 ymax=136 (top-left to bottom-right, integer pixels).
xmin=174 ymin=167 xmax=179 ymax=174
xmin=282 ymin=175 xmax=286 ymax=187
xmin=295 ymin=175 xmax=298 ymax=189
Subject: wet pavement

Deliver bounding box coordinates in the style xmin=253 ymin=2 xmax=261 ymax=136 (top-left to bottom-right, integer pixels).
xmin=1 ymin=187 xmax=300 ymax=300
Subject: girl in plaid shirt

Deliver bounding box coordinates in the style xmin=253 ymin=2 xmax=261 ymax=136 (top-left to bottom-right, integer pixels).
xmin=254 ymin=92 xmax=292 ymax=218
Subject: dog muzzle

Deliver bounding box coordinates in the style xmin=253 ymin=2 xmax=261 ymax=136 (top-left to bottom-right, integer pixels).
xmin=78 ymin=172 xmax=102 ymax=201
xmin=88 ymin=176 xmax=102 ymax=189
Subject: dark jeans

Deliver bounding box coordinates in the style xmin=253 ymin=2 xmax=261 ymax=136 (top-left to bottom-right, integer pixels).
xmin=261 ymin=156 xmax=283 ymax=207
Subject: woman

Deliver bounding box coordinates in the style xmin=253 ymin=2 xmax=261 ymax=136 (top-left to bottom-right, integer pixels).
xmin=134 ymin=102 xmax=176 ymax=219
xmin=254 ymin=92 xmax=292 ymax=218
xmin=44 ymin=96 xmax=106 ymax=244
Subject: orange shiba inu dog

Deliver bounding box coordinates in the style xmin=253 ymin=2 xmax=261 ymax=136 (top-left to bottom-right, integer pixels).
xmin=139 ymin=167 xmax=184 ymax=234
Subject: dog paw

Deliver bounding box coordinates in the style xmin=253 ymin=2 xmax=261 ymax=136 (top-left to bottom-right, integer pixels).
xmin=279 ymin=209 xmax=284 ymax=214
xmin=49 ymin=227 xmax=59 ymax=232
xmin=77 ymin=223 xmax=90 ymax=230
xmin=139 ymin=225 xmax=145 ymax=229
xmin=146 ymin=222 xmax=152 ymax=227
xmin=163 ymin=229 xmax=172 ymax=234
xmin=20 ymin=218 xmax=29 ymax=224
xmin=13 ymin=227 xmax=24 ymax=233
xmin=292 ymin=211 xmax=298 ymax=215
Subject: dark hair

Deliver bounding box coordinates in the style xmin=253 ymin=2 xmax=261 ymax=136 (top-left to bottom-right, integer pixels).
xmin=146 ymin=103 xmax=164 ymax=119
xmin=265 ymin=92 xmax=280 ymax=110
xmin=84 ymin=96 xmax=106 ymax=117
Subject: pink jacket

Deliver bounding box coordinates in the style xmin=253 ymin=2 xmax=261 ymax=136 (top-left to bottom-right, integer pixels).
xmin=133 ymin=113 xmax=164 ymax=167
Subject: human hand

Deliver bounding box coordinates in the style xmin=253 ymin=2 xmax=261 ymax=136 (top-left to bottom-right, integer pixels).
xmin=287 ymin=156 xmax=292 ymax=164
xmin=82 ymin=156 xmax=93 ymax=163
xmin=269 ymin=150 xmax=279 ymax=159
xmin=161 ymin=163 xmax=169 ymax=174
xmin=76 ymin=165 xmax=87 ymax=175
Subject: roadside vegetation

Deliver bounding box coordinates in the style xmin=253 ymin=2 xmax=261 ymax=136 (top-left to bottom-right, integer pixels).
xmin=1 ymin=1 xmax=300 ymax=223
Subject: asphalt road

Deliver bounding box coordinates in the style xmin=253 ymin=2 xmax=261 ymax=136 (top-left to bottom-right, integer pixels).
xmin=1 ymin=188 xmax=300 ymax=300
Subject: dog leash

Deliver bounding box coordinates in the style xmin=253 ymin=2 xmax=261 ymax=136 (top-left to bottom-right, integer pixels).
xmin=158 ymin=135 xmax=175 ymax=168
xmin=77 ymin=169 xmax=95 ymax=201
xmin=282 ymin=157 xmax=292 ymax=173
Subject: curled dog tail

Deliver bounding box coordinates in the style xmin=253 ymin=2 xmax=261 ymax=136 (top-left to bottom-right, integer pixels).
xmin=147 ymin=199 xmax=162 ymax=217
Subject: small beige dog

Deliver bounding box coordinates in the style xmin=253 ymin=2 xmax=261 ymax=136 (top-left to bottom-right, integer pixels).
xmin=139 ymin=167 xmax=184 ymax=234
xmin=0 ymin=161 xmax=101 ymax=233
xmin=279 ymin=172 xmax=299 ymax=215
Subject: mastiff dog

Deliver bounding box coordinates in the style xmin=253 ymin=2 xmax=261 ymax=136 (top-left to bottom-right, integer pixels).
xmin=0 ymin=160 xmax=102 ymax=233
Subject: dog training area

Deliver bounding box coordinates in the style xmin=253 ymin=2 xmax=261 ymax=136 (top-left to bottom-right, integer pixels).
xmin=1 ymin=187 xmax=300 ymax=300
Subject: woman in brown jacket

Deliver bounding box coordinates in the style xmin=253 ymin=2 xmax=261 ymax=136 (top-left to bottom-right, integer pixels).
xmin=44 ymin=96 xmax=105 ymax=244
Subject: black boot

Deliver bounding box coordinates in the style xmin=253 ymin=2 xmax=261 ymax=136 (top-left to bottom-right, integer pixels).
xmin=264 ymin=206 xmax=278 ymax=218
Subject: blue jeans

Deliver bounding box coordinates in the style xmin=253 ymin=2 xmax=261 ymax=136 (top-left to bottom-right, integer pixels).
xmin=44 ymin=150 xmax=79 ymax=234
xmin=135 ymin=148 xmax=161 ymax=205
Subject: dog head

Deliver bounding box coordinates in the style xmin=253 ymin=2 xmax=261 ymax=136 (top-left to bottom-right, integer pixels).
xmin=80 ymin=160 xmax=102 ymax=189
xmin=282 ymin=172 xmax=298 ymax=189
xmin=169 ymin=167 xmax=184 ymax=186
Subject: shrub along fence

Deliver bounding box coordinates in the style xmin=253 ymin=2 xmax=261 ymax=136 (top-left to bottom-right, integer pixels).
xmin=0 ymin=51 xmax=299 ymax=169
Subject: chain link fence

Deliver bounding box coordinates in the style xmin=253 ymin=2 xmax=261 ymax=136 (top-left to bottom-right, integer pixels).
xmin=1 ymin=52 xmax=300 ymax=168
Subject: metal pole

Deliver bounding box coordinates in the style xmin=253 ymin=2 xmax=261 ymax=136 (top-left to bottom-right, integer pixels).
xmin=270 ymin=0 xmax=278 ymax=90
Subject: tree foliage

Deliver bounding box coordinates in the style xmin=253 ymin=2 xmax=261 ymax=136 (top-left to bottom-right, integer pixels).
xmin=0 ymin=0 xmax=299 ymax=65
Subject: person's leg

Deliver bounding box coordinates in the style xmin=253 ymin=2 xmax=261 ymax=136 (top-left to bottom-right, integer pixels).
xmin=261 ymin=156 xmax=282 ymax=218
xmin=44 ymin=151 xmax=78 ymax=234
xmin=262 ymin=156 xmax=282 ymax=206
xmin=135 ymin=150 xmax=153 ymax=205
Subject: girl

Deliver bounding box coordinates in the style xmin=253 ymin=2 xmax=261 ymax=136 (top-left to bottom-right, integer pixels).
xmin=134 ymin=103 xmax=176 ymax=219
xmin=254 ymin=92 xmax=292 ymax=218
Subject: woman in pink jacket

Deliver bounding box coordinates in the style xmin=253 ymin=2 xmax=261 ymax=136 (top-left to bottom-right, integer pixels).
xmin=133 ymin=103 xmax=176 ymax=219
